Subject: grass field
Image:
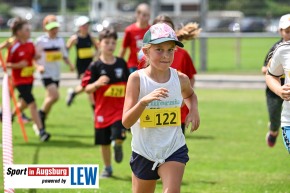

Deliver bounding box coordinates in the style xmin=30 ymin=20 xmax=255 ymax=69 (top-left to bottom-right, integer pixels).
xmin=0 ymin=36 xmax=281 ymax=73
xmin=1 ymin=88 xmax=290 ymax=192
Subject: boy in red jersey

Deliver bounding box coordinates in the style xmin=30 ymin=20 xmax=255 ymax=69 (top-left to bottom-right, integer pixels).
xmin=119 ymin=3 xmax=150 ymax=73
xmin=6 ymin=18 xmax=50 ymax=142
xmin=82 ymin=29 xmax=129 ymax=178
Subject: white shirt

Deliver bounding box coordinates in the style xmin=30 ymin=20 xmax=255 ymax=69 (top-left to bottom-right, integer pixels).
xmin=35 ymin=34 xmax=68 ymax=81
xmin=131 ymin=68 xmax=186 ymax=170
xmin=268 ymin=41 xmax=290 ymax=126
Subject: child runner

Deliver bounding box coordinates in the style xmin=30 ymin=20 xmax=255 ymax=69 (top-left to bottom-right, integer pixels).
xmin=122 ymin=23 xmax=200 ymax=193
xmin=119 ymin=3 xmax=150 ymax=73
xmin=35 ymin=15 xmax=74 ymax=129
xmin=66 ymin=16 xmax=98 ymax=108
xmin=6 ymin=17 xmax=50 ymax=141
xmin=266 ymin=44 xmax=290 ymax=154
xmin=151 ymin=15 xmax=199 ymax=133
xmin=0 ymin=17 xmax=31 ymax=124
xmin=82 ymin=29 xmax=129 ymax=178
xmin=262 ymin=14 xmax=290 ymax=147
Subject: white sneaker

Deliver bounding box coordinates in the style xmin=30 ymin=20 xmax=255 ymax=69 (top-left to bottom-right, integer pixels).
xmin=66 ymin=88 xmax=75 ymax=106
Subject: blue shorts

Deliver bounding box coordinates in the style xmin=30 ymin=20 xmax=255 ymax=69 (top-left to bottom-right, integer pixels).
xmin=282 ymin=127 xmax=290 ymax=153
xmin=130 ymin=145 xmax=189 ymax=180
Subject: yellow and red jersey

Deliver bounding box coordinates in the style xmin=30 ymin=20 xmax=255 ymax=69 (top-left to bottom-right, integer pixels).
xmin=7 ymin=40 xmax=35 ymax=86
xmin=82 ymin=57 xmax=129 ymax=128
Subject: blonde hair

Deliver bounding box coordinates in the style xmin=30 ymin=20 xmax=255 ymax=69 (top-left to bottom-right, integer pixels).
xmin=142 ymin=44 xmax=151 ymax=67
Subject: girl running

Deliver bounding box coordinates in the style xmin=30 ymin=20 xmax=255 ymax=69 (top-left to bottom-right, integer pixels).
xmin=35 ymin=15 xmax=74 ymax=129
xmin=151 ymin=15 xmax=200 ymax=133
xmin=122 ymin=23 xmax=200 ymax=193
xmin=66 ymin=16 xmax=98 ymax=108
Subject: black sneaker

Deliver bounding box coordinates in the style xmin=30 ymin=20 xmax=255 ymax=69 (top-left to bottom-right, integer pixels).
xmin=66 ymin=88 xmax=75 ymax=107
xmin=40 ymin=131 xmax=51 ymax=142
xmin=21 ymin=112 xmax=32 ymax=124
xmin=100 ymin=169 xmax=112 ymax=178
xmin=113 ymin=144 xmax=123 ymax=163
xmin=266 ymin=132 xmax=278 ymax=147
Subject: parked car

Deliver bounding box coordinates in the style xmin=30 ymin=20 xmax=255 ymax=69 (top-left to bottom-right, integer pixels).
xmin=206 ymin=18 xmax=238 ymax=32
xmin=92 ymin=17 xmax=133 ymax=32
xmin=265 ymin=18 xmax=279 ymax=33
xmin=239 ymin=17 xmax=267 ymax=32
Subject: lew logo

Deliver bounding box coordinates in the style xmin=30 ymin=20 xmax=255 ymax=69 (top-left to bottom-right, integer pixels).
xmin=4 ymin=164 xmax=99 ymax=188
xmin=70 ymin=167 xmax=98 ymax=185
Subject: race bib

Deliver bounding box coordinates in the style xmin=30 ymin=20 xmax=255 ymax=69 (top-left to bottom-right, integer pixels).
xmin=20 ymin=66 xmax=35 ymax=77
xmin=104 ymin=85 xmax=125 ymax=97
xmin=140 ymin=107 xmax=181 ymax=128
xmin=78 ymin=48 xmax=94 ymax=59
xmin=45 ymin=51 xmax=62 ymax=62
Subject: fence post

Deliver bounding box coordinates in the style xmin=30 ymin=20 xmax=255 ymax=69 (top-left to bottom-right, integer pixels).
xmin=151 ymin=0 xmax=160 ymax=21
xmin=235 ymin=32 xmax=241 ymax=68
xmin=200 ymin=0 xmax=208 ymax=72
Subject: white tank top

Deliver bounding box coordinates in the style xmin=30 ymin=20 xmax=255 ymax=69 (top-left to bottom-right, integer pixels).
xmin=131 ymin=67 xmax=186 ymax=170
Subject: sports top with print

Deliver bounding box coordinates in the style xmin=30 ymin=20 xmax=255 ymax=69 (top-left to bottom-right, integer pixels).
xmin=7 ymin=40 xmax=35 ymax=86
xmin=131 ymin=68 xmax=186 ymax=170
xmin=35 ymin=35 xmax=68 ymax=81
xmin=82 ymin=57 xmax=130 ymax=128
xmin=268 ymin=41 xmax=290 ymax=127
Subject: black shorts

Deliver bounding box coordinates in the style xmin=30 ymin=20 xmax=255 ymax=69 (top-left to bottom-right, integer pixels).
xmin=16 ymin=84 xmax=35 ymax=105
xmin=42 ymin=78 xmax=59 ymax=88
xmin=76 ymin=60 xmax=91 ymax=78
xmin=94 ymin=120 xmax=126 ymax=145
xmin=130 ymin=145 xmax=189 ymax=180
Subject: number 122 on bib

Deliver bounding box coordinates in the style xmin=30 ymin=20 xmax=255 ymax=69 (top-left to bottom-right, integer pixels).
xmin=140 ymin=107 xmax=181 ymax=128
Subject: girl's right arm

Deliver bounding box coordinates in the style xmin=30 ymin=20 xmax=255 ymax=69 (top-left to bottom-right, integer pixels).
xmin=122 ymin=72 xmax=169 ymax=129
xmin=266 ymin=74 xmax=290 ymax=100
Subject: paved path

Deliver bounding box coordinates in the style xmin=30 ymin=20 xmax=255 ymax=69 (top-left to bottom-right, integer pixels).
xmin=0 ymin=72 xmax=266 ymax=89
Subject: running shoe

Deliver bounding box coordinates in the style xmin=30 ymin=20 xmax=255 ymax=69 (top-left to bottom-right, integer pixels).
xmin=113 ymin=143 xmax=123 ymax=163
xmin=266 ymin=132 xmax=278 ymax=147
xmin=100 ymin=169 xmax=112 ymax=178
xmin=66 ymin=88 xmax=75 ymax=106
xmin=40 ymin=131 xmax=51 ymax=142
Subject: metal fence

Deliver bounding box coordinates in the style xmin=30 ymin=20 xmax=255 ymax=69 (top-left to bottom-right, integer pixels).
xmin=0 ymin=31 xmax=281 ymax=73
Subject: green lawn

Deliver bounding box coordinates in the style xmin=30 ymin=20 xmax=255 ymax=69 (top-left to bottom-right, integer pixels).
xmin=0 ymin=37 xmax=281 ymax=73
xmin=1 ymin=88 xmax=290 ymax=192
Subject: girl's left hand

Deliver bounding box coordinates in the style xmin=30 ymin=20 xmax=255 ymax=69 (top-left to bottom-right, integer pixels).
xmin=185 ymin=110 xmax=200 ymax=133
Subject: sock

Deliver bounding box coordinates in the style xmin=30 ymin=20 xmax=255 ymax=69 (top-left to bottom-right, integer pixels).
xmin=105 ymin=165 xmax=112 ymax=173
xmin=39 ymin=128 xmax=46 ymax=135
xmin=39 ymin=110 xmax=46 ymax=117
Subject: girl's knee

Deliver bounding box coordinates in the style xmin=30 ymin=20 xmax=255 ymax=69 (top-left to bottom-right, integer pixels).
xmin=163 ymin=187 xmax=180 ymax=193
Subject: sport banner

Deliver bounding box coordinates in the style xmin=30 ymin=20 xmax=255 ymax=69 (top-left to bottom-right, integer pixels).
xmin=4 ymin=164 xmax=99 ymax=189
